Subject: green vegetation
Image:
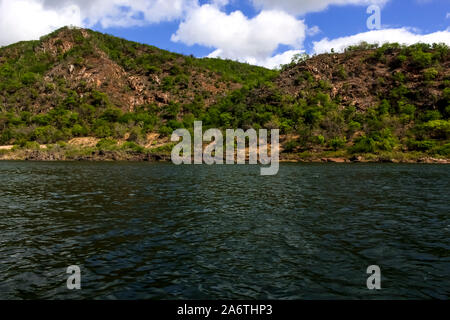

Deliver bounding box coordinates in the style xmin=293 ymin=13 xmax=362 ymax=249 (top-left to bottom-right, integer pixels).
xmin=0 ymin=28 xmax=449 ymax=161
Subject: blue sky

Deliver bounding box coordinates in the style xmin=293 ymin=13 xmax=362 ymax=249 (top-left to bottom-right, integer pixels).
xmin=0 ymin=0 xmax=449 ymax=68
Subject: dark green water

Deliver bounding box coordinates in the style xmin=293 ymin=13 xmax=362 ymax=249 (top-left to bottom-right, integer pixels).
xmin=0 ymin=162 xmax=449 ymax=300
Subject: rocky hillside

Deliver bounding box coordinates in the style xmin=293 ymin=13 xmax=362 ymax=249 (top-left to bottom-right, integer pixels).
xmin=0 ymin=27 xmax=275 ymax=114
xmin=276 ymin=44 xmax=449 ymax=111
xmin=0 ymin=28 xmax=449 ymax=161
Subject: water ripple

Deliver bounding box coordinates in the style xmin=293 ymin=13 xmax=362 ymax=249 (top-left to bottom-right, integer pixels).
xmin=0 ymin=162 xmax=449 ymax=299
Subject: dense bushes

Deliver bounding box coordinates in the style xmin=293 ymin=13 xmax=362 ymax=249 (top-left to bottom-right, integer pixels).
xmin=4 ymin=77 xmax=447 ymax=156
xmin=0 ymin=29 xmax=449 ymax=158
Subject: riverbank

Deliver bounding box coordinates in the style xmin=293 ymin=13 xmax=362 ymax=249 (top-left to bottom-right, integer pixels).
xmin=1 ymin=146 xmax=449 ymax=164
xmin=0 ymin=148 xmax=170 ymax=162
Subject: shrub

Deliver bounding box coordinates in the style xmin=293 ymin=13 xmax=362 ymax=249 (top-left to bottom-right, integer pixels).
xmin=329 ymin=137 xmax=347 ymax=151
xmin=390 ymin=85 xmax=409 ymax=100
xmin=392 ymin=72 xmax=405 ymax=83
xmin=318 ymin=80 xmax=332 ymax=91
xmin=377 ymin=100 xmax=391 ymax=115
xmin=420 ymin=110 xmax=441 ymax=122
xmin=280 ymin=118 xmax=294 ymax=133
xmin=304 ymin=108 xmax=323 ymax=126
xmin=174 ymin=74 xmax=189 ymax=88
xmin=121 ymin=141 xmax=144 ymax=153
xmin=410 ymin=49 xmax=433 ymax=68
xmin=93 ymin=120 xmax=112 ymax=138
xmin=32 ymin=126 xmax=60 ymax=144
xmin=90 ymin=90 xmax=110 ymax=107
xmin=220 ymin=112 xmax=233 ymax=127
xmin=169 ymin=65 xmax=183 ymax=76
xmin=21 ymin=72 xmax=37 ymax=85
xmin=182 ymin=114 xmax=196 ymax=128
xmin=163 ymin=103 xmax=180 ymax=120
xmin=21 ymin=141 xmax=41 ymax=150
xmin=420 ymin=120 xmax=450 ymax=139
xmin=391 ymin=54 xmax=407 ymax=68
xmin=442 ymin=88 xmax=450 ymax=103
xmin=424 ymin=68 xmax=439 ymax=81
xmin=445 ymin=105 xmax=450 ymax=119
xmin=336 ymin=66 xmax=348 ymax=80
xmin=162 ymin=76 xmax=175 ymax=91
xmin=96 ymin=138 xmax=118 ymax=150
xmin=374 ymin=129 xmax=398 ymax=151
xmin=127 ymin=127 xmax=146 ymax=144
xmin=434 ymin=143 xmax=450 ymax=156
xmin=71 ymin=124 xmax=88 ymax=137
xmin=145 ymin=66 xmax=160 ymax=74
xmin=407 ymin=139 xmax=436 ymax=152
xmin=32 ymin=114 xmax=52 ymax=126
xmin=159 ymin=126 xmax=173 ymax=137
xmin=315 ymin=135 xmax=325 ymax=145
xmin=283 ymin=140 xmax=299 ymax=153
xmin=399 ymin=102 xmax=416 ymax=116
xmin=150 ymin=143 xmax=175 ymax=154
xmin=167 ymin=120 xmax=184 ymax=130
xmin=351 ymin=136 xmax=376 ymax=153
xmin=101 ymin=107 xmax=123 ymax=122
xmin=345 ymin=41 xmax=378 ymax=52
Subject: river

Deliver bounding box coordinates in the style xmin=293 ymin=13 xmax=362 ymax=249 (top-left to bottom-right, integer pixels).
xmin=0 ymin=162 xmax=448 ymax=299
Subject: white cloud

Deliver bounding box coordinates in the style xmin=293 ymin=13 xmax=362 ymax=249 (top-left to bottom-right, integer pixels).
xmin=251 ymin=0 xmax=389 ymax=15
xmin=172 ymin=4 xmax=307 ymax=68
xmin=0 ymin=0 xmax=82 ymax=46
xmin=446 ymin=12 xmax=450 ymax=19
xmin=0 ymin=0 xmax=305 ymax=68
xmin=210 ymin=0 xmax=229 ymax=7
xmin=45 ymin=0 xmax=197 ymax=27
xmin=208 ymin=49 xmax=304 ymax=69
xmin=251 ymin=50 xmax=305 ymax=69
xmin=307 ymin=25 xmax=321 ymax=36
xmin=0 ymin=0 xmax=196 ymax=46
xmin=313 ymin=28 xmax=450 ymax=54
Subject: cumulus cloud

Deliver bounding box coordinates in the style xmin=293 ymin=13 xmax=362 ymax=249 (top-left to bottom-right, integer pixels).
xmin=0 ymin=0 xmax=196 ymax=46
xmin=0 ymin=0 xmax=305 ymax=68
xmin=251 ymin=0 xmax=389 ymax=15
xmin=42 ymin=0 xmax=195 ymax=27
xmin=307 ymin=25 xmax=321 ymax=36
xmin=247 ymin=50 xmax=305 ymax=69
xmin=0 ymin=0 xmax=82 ymax=46
xmin=172 ymin=4 xmax=307 ymax=68
xmin=313 ymin=28 xmax=450 ymax=54
xmin=2 ymin=0 xmax=444 ymax=71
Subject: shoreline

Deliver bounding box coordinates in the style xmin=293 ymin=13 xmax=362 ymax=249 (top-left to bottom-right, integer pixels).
xmin=1 ymin=149 xmax=449 ymax=164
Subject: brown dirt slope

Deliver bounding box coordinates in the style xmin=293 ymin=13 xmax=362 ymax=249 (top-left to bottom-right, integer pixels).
xmin=275 ymin=48 xmax=449 ymax=110
xmin=0 ymin=27 xmax=270 ymax=114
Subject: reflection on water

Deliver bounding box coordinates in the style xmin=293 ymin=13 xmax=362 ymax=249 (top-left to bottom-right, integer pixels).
xmin=0 ymin=162 xmax=449 ymax=299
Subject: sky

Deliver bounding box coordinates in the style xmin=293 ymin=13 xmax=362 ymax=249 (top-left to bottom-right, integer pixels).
xmin=0 ymin=0 xmax=449 ymax=68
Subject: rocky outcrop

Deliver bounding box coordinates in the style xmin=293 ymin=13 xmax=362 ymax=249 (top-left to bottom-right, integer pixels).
xmin=4 ymin=27 xmax=244 ymax=114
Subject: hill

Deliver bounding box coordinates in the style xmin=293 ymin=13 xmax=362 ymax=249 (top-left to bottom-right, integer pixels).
xmin=0 ymin=28 xmax=449 ymax=162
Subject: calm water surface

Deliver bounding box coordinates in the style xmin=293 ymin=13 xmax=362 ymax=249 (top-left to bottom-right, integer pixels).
xmin=0 ymin=162 xmax=449 ymax=299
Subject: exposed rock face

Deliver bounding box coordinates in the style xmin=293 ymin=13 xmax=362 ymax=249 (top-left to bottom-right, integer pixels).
xmin=0 ymin=27 xmax=244 ymax=114
xmin=0 ymin=149 xmax=171 ymax=162
xmin=275 ymin=49 xmax=449 ymax=111
xmin=323 ymin=158 xmax=349 ymax=163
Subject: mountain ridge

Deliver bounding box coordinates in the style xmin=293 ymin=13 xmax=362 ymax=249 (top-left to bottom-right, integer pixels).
xmin=0 ymin=27 xmax=449 ymax=162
